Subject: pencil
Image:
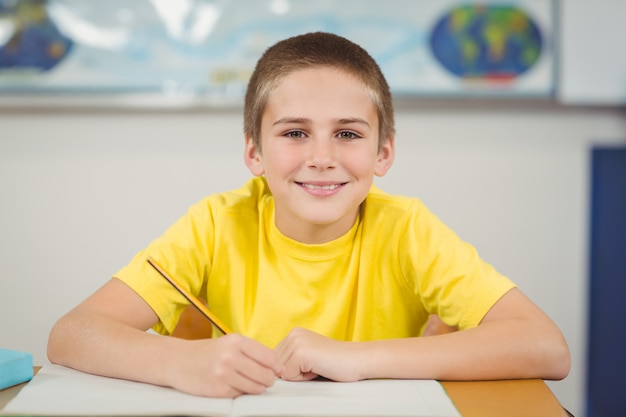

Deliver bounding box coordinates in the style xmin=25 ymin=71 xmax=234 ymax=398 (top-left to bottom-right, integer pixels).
xmin=146 ymin=256 xmax=232 ymax=335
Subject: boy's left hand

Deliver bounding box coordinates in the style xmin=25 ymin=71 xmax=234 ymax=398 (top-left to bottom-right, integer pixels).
xmin=274 ymin=327 xmax=364 ymax=382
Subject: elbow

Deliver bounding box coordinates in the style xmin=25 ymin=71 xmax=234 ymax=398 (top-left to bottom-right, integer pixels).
xmin=46 ymin=320 xmax=61 ymax=364
xmin=550 ymin=343 xmax=571 ymax=380
xmin=543 ymin=334 xmax=571 ymax=380
xmin=46 ymin=315 xmax=70 ymax=366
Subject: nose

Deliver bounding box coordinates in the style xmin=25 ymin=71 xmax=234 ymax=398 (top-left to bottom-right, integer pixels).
xmin=306 ymin=137 xmax=336 ymax=170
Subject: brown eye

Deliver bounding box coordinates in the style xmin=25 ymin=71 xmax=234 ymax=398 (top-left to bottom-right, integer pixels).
xmin=287 ymin=131 xmax=305 ymax=139
xmin=338 ymin=131 xmax=359 ymax=140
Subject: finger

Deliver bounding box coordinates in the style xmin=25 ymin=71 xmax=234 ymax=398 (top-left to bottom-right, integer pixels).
xmin=273 ymin=336 xmax=312 ymax=380
xmin=281 ymin=370 xmax=318 ymax=382
xmin=235 ymin=353 xmax=279 ymax=388
xmin=239 ymin=337 xmax=283 ymax=375
xmin=273 ymin=335 xmax=297 ymax=366
xmin=278 ymin=347 xmax=317 ymax=381
xmin=229 ymin=371 xmax=273 ymax=395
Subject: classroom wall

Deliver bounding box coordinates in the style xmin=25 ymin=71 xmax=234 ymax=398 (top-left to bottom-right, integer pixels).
xmin=1 ymin=103 xmax=625 ymax=417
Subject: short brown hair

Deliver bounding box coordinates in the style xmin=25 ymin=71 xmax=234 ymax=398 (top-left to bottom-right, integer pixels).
xmin=244 ymin=32 xmax=395 ymax=152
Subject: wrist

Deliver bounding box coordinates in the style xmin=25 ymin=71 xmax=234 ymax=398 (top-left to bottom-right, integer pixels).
xmin=351 ymin=340 xmax=386 ymax=380
xmin=158 ymin=335 xmax=191 ymax=389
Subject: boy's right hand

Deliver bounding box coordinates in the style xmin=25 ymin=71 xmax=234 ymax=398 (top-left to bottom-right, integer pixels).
xmin=168 ymin=333 xmax=283 ymax=398
xmin=48 ymin=279 xmax=281 ymax=398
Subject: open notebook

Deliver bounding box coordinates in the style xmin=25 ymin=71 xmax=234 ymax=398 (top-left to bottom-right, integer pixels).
xmin=2 ymin=365 xmax=461 ymax=417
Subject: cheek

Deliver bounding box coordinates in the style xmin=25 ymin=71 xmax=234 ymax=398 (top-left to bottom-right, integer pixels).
xmin=345 ymin=149 xmax=380 ymax=174
xmin=263 ymin=148 xmax=298 ymax=176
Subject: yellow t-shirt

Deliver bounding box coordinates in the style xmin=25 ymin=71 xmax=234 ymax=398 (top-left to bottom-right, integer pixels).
xmin=115 ymin=177 xmax=515 ymax=348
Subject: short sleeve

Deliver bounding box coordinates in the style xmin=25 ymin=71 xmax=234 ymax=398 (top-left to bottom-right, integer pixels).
xmin=114 ymin=198 xmax=215 ymax=335
xmin=400 ymin=201 xmax=516 ymax=330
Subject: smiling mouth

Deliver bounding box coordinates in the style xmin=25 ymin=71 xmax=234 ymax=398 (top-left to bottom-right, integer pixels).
xmin=296 ymin=182 xmax=346 ymax=191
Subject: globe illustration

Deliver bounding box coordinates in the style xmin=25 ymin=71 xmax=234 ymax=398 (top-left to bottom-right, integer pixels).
xmin=0 ymin=1 xmax=73 ymax=71
xmin=429 ymin=5 xmax=543 ymax=80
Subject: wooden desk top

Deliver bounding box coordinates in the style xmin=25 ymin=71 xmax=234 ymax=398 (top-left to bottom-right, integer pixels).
xmin=0 ymin=367 xmax=568 ymax=417
xmin=440 ymin=379 xmax=568 ymax=417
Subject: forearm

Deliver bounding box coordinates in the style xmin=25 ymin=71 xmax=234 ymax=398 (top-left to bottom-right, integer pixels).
xmin=47 ymin=308 xmax=183 ymax=388
xmin=358 ymin=319 xmax=570 ymax=381
xmin=48 ymin=307 xmax=283 ymax=397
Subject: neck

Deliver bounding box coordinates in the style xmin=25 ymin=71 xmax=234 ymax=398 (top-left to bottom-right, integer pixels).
xmin=275 ymin=210 xmax=359 ymax=244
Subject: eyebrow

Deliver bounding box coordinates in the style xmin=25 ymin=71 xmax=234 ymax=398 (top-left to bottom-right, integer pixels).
xmin=272 ymin=117 xmax=310 ymax=126
xmin=272 ymin=117 xmax=371 ymax=128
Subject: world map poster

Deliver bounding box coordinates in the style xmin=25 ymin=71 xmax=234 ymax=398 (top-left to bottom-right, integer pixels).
xmin=0 ymin=0 xmax=554 ymax=105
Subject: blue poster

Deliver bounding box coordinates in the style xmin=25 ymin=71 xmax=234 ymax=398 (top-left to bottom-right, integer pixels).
xmin=0 ymin=0 xmax=554 ymax=104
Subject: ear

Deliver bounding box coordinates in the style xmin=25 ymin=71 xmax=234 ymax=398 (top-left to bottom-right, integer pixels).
xmin=374 ymin=135 xmax=395 ymax=177
xmin=244 ymin=135 xmax=265 ymax=176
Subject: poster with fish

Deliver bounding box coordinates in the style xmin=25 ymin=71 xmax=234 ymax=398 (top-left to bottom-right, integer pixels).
xmin=0 ymin=0 xmax=554 ymax=105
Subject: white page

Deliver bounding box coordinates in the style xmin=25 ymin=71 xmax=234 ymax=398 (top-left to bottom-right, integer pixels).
xmin=234 ymin=379 xmax=460 ymax=417
xmin=2 ymin=364 xmax=232 ymax=416
xmin=3 ymin=365 xmax=460 ymax=417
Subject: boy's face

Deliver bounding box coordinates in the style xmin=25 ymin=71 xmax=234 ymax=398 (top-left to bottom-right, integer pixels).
xmin=245 ymin=67 xmax=394 ymax=243
xmin=245 ymin=67 xmax=394 ymax=244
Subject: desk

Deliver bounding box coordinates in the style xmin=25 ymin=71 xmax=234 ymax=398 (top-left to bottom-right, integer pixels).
xmin=0 ymin=367 xmax=569 ymax=417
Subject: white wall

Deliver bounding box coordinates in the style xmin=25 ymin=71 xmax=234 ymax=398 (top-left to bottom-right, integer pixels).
xmin=1 ymin=104 xmax=625 ymax=416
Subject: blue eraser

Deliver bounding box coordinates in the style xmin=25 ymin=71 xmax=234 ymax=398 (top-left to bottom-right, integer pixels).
xmin=0 ymin=348 xmax=33 ymax=390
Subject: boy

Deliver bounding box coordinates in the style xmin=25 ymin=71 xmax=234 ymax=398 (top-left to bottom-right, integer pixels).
xmin=47 ymin=32 xmax=570 ymax=398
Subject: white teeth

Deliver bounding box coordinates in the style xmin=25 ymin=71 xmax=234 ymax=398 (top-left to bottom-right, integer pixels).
xmin=301 ymin=183 xmax=341 ymax=191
